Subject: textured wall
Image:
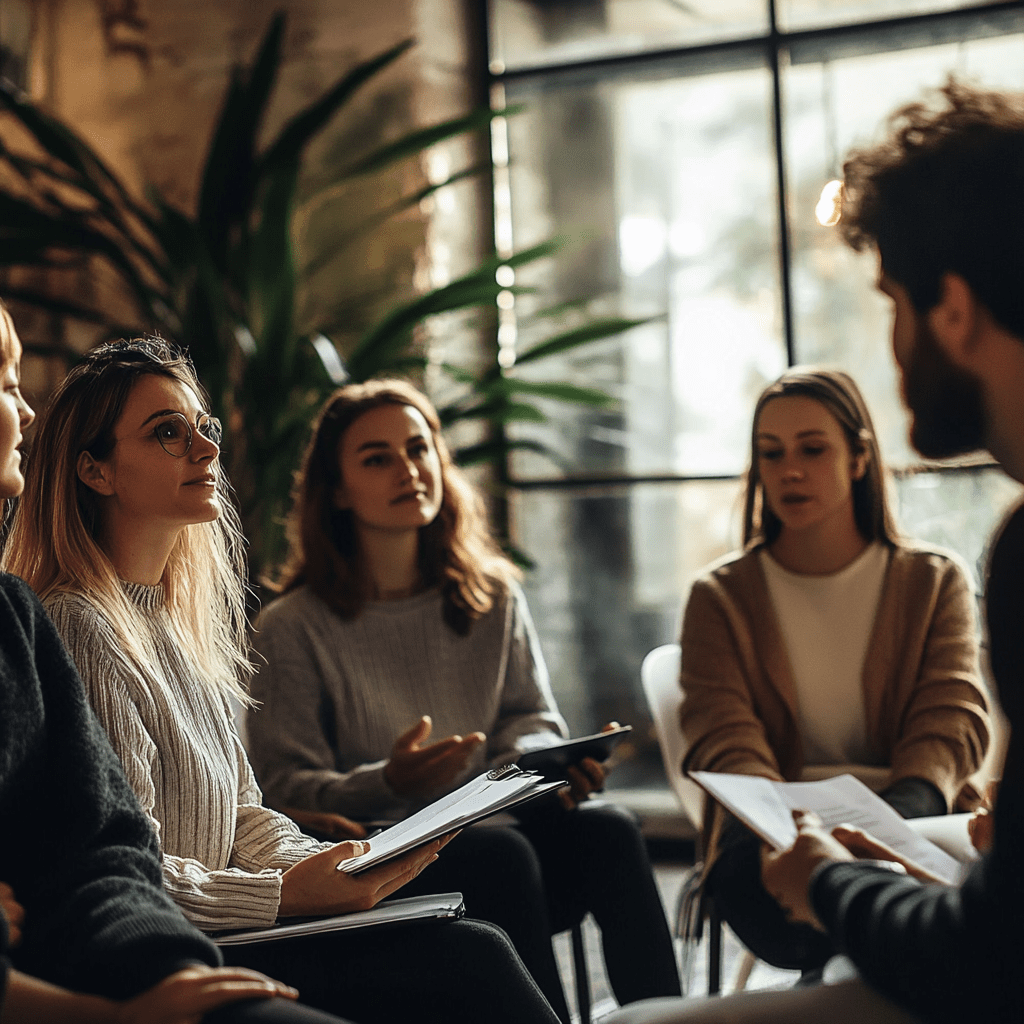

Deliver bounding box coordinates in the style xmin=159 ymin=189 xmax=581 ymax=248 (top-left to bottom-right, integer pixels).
xmin=11 ymin=0 xmax=491 ymax=392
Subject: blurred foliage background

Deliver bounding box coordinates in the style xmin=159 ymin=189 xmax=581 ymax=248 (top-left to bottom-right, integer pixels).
xmin=0 ymin=12 xmax=642 ymax=578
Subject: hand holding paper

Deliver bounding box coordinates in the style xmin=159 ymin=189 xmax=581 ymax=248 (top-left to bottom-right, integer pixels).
xmin=829 ymin=824 xmax=948 ymax=884
xmin=690 ymin=770 xmax=963 ymax=884
xmin=280 ymin=835 xmax=444 ymax=916
xmin=761 ymin=810 xmax=856 ymax=930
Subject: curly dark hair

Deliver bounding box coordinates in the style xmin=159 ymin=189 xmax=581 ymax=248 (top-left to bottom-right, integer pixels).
xmin=273 ymin=379 xmax=518 ymax=635
xmin=842 ymin=78 xmax=1024 ymax=337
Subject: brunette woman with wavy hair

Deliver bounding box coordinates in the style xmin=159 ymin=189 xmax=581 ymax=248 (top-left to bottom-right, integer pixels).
xmin=275 ymin=378 xmax=513 ymax=633
xmin=248 ymin=379 xmax=680 ymax=1022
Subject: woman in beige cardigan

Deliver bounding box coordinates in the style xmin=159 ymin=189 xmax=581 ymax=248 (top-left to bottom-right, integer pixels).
xmin=679 ymin=367 xmax=990 ymax=974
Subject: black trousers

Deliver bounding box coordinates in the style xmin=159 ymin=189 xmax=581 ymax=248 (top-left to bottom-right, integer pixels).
xmin=206 ymin=998 xmax=355 ymax=1024
xmin=705 ymin=816 xmax=834 ymax=972
xmin=220 ymin=916 xmax=559 ymax=1024
xmin=395 ymin=799 xmax=681 ymax=1022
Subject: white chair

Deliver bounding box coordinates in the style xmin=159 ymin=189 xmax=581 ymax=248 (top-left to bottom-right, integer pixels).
xmin=641 ymin=643 xmax=735 ymax=993
xmin=640 ymin=643 xmax=890 ymax=994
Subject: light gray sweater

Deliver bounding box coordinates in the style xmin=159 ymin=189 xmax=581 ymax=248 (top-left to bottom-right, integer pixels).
xmin=247 ymin=582 xmax=568 ymax=821
xmin=47 ymin=584 xmax=328 ymax=932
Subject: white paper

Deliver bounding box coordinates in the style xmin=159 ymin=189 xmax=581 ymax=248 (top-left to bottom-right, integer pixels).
xmin=337 ymin=768 xmax=563 ymax=874
xmin=690 ymin=770 xmax=964 ymax=884
xmin=212 ymin=892 xmax=464 ymax=945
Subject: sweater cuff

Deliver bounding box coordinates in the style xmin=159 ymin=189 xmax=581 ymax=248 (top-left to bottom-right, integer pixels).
xmin=322 ymin=761 xmax=411 ymax=821
xmin=809 ymin=859 xmax=917 ymax=939
xmin=880 ymin=777 xmax=946 ymax=819
xmin=173 ymin=869 xmax=284 ymax=933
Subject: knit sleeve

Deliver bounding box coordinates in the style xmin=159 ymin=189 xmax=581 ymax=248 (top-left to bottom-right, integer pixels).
xmin=679 ymin=574 xmax=785 ymax=780
xmin=487 ymin=583 xmax=568 ymax=767
xmin=1 ymin=577 xmax=218 ymax=997
xmin=231 ymin=727 xmax=333 ymax=871
xmin=46 ymin=595 xmax=288 ymax=932
xmin=810 ymin=856 xmax=1016 ymax=1023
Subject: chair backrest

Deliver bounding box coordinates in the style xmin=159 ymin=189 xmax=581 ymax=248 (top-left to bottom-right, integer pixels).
xmin=640 ymin=643 xmax=705 ymax=829
xmin=641 ymin=645 xmax=896 ymax=833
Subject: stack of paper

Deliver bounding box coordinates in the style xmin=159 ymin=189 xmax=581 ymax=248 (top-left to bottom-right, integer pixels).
xmin=690 ymin=770 xmax=965 ymax=884
xmin=337 ymin=765 xmax=564 ymax=875
xmin=213 ymin=892 xmax=465 ymax=946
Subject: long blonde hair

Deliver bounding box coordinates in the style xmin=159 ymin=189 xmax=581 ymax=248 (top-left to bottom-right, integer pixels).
xmin=3 ymin=338 xmax=252 ymax=699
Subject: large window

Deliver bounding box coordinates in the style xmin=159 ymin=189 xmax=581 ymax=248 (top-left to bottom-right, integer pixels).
xmin=486 ymin=1 xmax=1024 ymax=789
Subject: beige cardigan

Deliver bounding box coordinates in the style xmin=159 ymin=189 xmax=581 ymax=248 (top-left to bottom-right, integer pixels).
xmin=679 ymin=541 xmax=990 ymax=855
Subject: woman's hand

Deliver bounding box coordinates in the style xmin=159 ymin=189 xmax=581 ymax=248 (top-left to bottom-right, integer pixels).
xmin=761 ymin=811 xmax=855 ymax=930
xmin=279 ymin=833 xmax=454 ymax=917
xmin=115 ymin=965 xmax=297 ymax=1024
xmin=384 ymin=716 xmax=485 ymax=799
xmin=967 ymin=780 xmax=999 ymax=854
xmin=0 ymin=881 xmax=24 ymax=947
xmin=559 ymin=758 xmax=606 ymax=811
xmin=829 ymin=823 xmax=949 ymax=884
xmin=281 ymin=806 xmax=368 ymax=840
xmin=558 ymin=722 xmax=619 ymax=810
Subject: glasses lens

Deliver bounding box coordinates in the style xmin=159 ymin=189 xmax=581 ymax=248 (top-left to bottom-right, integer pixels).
xmin=199 ymin=416 xmax=222 ymax=446
xmin=155 ymin=414 xmax=191 ymax=457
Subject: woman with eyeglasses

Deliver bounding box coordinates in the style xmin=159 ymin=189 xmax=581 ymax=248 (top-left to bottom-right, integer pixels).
xmin=3 ymin=338 xmax=560 ymax=1024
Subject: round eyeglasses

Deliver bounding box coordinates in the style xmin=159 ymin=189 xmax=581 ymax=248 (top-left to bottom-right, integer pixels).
xmin=153 ymin=413 xmax=223 ymax=457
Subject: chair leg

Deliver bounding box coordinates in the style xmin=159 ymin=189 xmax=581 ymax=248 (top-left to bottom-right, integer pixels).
xmin=707 ymin=897 xmax=722 ymax=996
xmin=733 ymin=949 xmax=757 ymax=992
xmin=570 ymin=918 xmax=591 ymax=1024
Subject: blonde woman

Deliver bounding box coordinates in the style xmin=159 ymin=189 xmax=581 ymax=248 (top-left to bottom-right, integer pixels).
xmin=5 ymin=338 xmax=558 ymax=1024
xmin=0 ymin=312 xmax=357 ymax=1024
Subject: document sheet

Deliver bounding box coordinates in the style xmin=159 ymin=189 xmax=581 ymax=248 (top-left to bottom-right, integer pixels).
xmin=337 ymin=766 xmax=563 ymax=874
xmin=690 ymin=770 xmax=964 ymax=884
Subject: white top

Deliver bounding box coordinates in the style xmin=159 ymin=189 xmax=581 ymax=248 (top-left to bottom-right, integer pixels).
xmin=47 ymin=583 xmax=330 ymax=932
xmin=759 ymin=542 xmax=890 ymax=766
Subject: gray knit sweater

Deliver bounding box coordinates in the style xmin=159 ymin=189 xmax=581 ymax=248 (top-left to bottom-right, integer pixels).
xmin=247 ymin=582 xmax=567 ymax=822
xmin=47 ymin=584 xmax=327 ymax=932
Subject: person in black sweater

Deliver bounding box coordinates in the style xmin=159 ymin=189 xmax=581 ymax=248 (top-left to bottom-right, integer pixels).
xmin=0 ymin=302 xmax=347 ymax=1023
xmin=604 ymin=79 xmax=1024 ymax=1024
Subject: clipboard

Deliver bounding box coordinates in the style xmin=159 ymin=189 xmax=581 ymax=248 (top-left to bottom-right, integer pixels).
xmin=337 ymin=765 xmax=564 ymax=875
xmin=517 ymin=725 xmax=632 ymax=778
xmin=212 ymin=892 xmax=466 ymax=945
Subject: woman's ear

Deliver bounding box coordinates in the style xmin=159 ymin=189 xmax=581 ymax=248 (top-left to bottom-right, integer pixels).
xmin=77 ymin=451 xmax=115 ymax=496
xmin=851 ymin=450 xmax=869 ymax=481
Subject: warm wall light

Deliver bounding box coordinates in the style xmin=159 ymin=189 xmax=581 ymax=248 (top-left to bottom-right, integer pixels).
xmin=815 ymin=179 xmax=844 ymax=226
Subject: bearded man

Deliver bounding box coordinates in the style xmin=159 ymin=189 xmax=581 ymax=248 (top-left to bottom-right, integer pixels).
xmin=606 ymin=79 xmax=1024 ymax=1024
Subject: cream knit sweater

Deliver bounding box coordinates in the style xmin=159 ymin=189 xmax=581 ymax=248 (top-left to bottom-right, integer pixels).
xmin=47 ymin=583 xmax=327 ymax=932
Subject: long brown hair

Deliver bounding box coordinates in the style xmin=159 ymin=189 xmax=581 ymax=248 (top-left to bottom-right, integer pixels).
xmin=275 ymin=379 xmax=518 ymax=635
xmin=742 ymin=367 xmax=899 ymax=548
xmin=3 ymin=337 xmax=252 ymax=698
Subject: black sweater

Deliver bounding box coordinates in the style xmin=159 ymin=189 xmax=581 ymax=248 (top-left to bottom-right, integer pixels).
xmin=0 ymin=572 xmax=220 ymax=1006
xmin=811 ymin=502 xmax=1024 ymax=1023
